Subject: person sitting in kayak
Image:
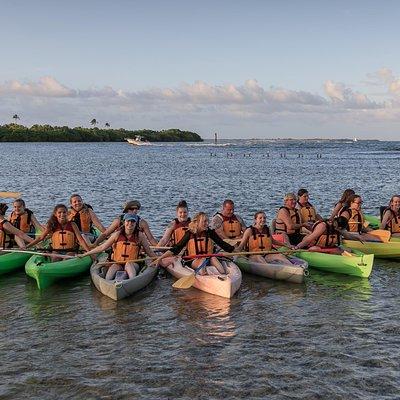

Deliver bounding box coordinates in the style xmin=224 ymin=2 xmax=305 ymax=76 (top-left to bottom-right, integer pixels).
xmin=211 ymin=199 xmax=246 ymax=242
xmin=236 ymin=211 xmax=291 ymax=264
xmin=94 ymin=200 xmax=158 ymax=246
xmin=68 ymin=194 xmax=105 ymax=243
xmin=296 ymin=188 xmax=323 ymax=231
xmin=380 ymin=195 xmax=400 ymax=237
xmin=154 ymin=212 xmax=235 ymax=275
xmin=293 ymin=217 xmax=359 ymax=253
xmin=158 ymin=200 xmax=191 ymax=247
xmin=27 ymin=204 xmax=90 ymax=258
xmin=338 ymin=194 xmax=381 ymax=241
xmin=0 ymin=203 xmax=33 ymax=249
xmin=81 ymin=213 xmax=156 ymax=280
xmin=274 ymin=193 xmax=309 ymax=245
xmin=329 ymin=188 xmax=355 ymax=220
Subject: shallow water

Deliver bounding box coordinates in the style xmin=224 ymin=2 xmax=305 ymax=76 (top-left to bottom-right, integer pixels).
xmin=0 ymin=140 xmax=399 ymax=399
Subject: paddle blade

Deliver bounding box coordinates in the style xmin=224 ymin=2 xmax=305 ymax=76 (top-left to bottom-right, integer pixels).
xmin=172 ymin=273 xmax=196 ymax=289
xmin=0 ymin=191 xmax=22 ymax=198
xmin=370 ymin=229 xmax=391 ymax=243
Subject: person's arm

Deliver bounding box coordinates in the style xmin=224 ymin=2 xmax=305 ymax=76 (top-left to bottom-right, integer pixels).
xmin=380 ymin=210 xmax=391 ymax=230
xmin=138 ymin=232 xmax=157 ymax=258
xmin=26 ymin=227 xmax=51 ymax=248
xmin=88 ymin=209 xmax=106 ymax=232
xmin=71 ymin=223 xmax=91 ymax=252
xmin=212 ymin=215 xmax=226 ymax=238
xmin=330 ymin=202 xmax=343 ymax=220
xmin=294 ymin=224 xmax=325 ymax=249
xmin=31 ymin=214 xmax=44 ymax=232
xmin=80 ymin=232 xmax=117 ymax=257
xmin=209 ymin=229 xmax=235 ymax=253
xmin=237 ymin=215 xmax=247 ymax=235
xmin=157 ymin=222 xmax=175 ymax=247
xmin=235 ymin=228 xmax=251 ymax=251
xmin=3 ymin=221 xmax=34 ymax=243
xmin=153 ymin=231 xmax=191 ymax=265
xmin=93 ymin=218 xmax=119 ymax=246
xmin=140 ymin=219 xmax=158 ymax=246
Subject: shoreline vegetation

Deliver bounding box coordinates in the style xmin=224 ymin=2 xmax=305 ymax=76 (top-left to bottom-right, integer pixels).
xmin=0 ymin=124 xmax=203 ymax=142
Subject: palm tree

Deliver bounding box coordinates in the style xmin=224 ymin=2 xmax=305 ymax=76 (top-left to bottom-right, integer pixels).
xmin=12 ymin=114 xmax=20 ymax=123
xmin=105 ymin=122 xmax=110 ymax=128
xmin=90 ymin=118 xmax=98 ymax=127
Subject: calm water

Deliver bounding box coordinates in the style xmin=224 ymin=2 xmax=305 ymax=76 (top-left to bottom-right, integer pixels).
xmin=0 ymin=140 xmax=399 ymax=399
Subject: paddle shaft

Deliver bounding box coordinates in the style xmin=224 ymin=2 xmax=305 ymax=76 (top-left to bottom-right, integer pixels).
xmin=0 ymin=249 xmax=77 ymax=259
xmin=0 ymin=191 xmax=22 ymax=198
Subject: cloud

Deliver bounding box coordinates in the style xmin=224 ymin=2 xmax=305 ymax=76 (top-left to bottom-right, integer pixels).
xmin=366 ymin=67 xmax=400 ymax=97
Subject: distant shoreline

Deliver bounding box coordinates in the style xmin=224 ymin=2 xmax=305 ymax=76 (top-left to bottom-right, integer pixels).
xmin=0 ymin=124 xmax=203 ymax=142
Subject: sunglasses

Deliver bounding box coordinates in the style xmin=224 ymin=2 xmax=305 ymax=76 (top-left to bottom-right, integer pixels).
xmin=128 ymin=207 xmax=139 ymax=210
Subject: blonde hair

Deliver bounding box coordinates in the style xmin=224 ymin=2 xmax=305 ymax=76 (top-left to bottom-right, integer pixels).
xmin=284 ymin=192 xmax=296 ymax=201
xmin=188 ymin=212 xmax=208 ymax=234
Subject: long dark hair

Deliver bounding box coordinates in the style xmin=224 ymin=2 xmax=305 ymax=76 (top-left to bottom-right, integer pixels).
xmin=46 ymin=204 xmax=68 ymax=232
xmin=339 ymin=189 xmax=355 ymax=204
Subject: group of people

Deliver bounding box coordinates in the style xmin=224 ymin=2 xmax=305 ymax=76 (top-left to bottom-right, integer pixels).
xmin=1 ymin=188 xmax=399 ymax=280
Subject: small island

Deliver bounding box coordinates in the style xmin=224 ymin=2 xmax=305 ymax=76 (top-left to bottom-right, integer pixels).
xmin=0 ymin=124 xmax=203 ymax=142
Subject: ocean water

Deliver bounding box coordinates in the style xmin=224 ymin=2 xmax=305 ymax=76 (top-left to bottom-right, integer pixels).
xmin=0 ymin=139 xmax=399 ymax=399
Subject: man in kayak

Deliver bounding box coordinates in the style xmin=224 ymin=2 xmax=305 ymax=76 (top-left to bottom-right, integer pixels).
xmin=211 ymin=199 xmax=246 ymax=242
xmin=295 ymin=188 xmax=323 ymax=231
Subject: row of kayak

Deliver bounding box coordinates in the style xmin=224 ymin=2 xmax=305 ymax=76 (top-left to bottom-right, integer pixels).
xmin=0 ymin=243 xmax=380 ymax=299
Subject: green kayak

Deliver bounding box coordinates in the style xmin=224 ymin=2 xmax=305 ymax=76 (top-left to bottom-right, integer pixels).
xmin=364 ymin=214 xmax=380 ymax=229
xmin=25 ymin=254 xmax=93 ymax=290
xmin=0 ymin=251 xmax=32 ymax=276
xmin=343 ymin=237 xmax=400 ymax=259
xmin=293 ymin=248 xmax=374 ymax=278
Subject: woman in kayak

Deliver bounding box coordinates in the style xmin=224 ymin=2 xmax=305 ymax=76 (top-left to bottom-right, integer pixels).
xmin=380 ymin=195 xmax=400 ymax=237
xmin=338 ymin=194 xmax=381 ymax=241
xmin=0 ymin=203 xmax=33 ymax=249
xmin=68 ymin=194 xmax=105 ymax=243
xmin=94 ymin=200 xmax=158 ymax=246
xmin=27 ymin=204 xmax=91 ymax=258
xmin=81 ymin=213 xmax=157 ymax=280
xmin=236 ymin=211 xmax=290 ymax=263
xmin=154 ymin=212 xmax=235 ymax=275
xmin=158 ymin=200 xmax=190 ymax=247
xmin=293 ymin=216 xmax=358 ymax=253
xmin=296 ymin=189 xmax=323 ymax=231
xmin=329 ymin=188 xmax=355 ymax=220
xmin=274 ymin=193 xmax=309 ymax=245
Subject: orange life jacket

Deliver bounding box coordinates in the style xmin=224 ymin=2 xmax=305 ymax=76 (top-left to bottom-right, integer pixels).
xmin=216 ymin=212 xmax=242 ymax=238
xmin=313 ymin=221 xmax=340 ymax=248
xmin=68 ymin=204 xmax=93 ymax=233
xmin=247 ymin=226 xmax=272 ymax=252
xmin=339 ymin=206 xmax=363 ymax=233
xmin=9 ymin=209 xmax=35 ymax=233
xmin=382 ymin=208 xmax=400 ymax=233
xmin=112 ymin=230 xmax=140 ymax=262
xmin=51 ymin=222 xmax=77 ymax=251
xmin=186 ymin=232 xmax=214 ymax=256
xmin=297 ymin=202 xmax=317 ymax=223
xmin=171 ymin=218 xmax=190 ymax=245
xmin=275 ymin=207 xmax=301 ymax=234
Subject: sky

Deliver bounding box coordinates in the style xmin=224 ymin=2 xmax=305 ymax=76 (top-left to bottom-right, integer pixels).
xmin=1 ymin=0 xmax=400 ymax=139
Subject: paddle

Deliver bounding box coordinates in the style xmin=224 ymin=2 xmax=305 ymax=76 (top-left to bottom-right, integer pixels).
xmin=0 ymin=191 xmax=22 ymax=198
xmin=172 ymin=257 xmax=210 ymax=289
xmin=0 ymin=249 xmax=77 ymax=259
xmin=150 ymin=246 xmax=172 ymax=251
xmin=369 ymin=229 xmax=391 ymax=243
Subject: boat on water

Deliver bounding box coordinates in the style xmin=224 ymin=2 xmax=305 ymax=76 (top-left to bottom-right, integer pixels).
xmin=125 ymin=136 xmax=151 ymax=146
xmin=166 ymin=257 xmax=242 ymax=298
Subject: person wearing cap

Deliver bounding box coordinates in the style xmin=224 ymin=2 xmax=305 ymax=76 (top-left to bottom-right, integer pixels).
xmin=0 ymin=203 xmax=33 ymax=249
xmin=81 ymin=213 xmax=157 ymax=280
xmin=211 ymin=199 xmax=246 ymax=242
xmin=93 ymin=200 xmax=157 ymax=246
xmin=274 ymin=193 xmax=310 ymax=245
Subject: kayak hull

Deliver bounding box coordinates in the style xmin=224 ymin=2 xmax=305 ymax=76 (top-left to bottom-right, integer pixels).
xmin=343 ymin=238 xmax=400 ymax=259
xmin=293 ymin=249 xmax=374 ymax=278
xmin=234 ymin=256 xmax=308 ymax=283
xmin=25 ymin=255 xmax=93 ymax=290
xmin=166 ymin=258 xmax=242 ymax=298
xmin=0 ymin=252 xmax=32 ymax=276
xmin=90 ymin=258 xmax=158 ymax=301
